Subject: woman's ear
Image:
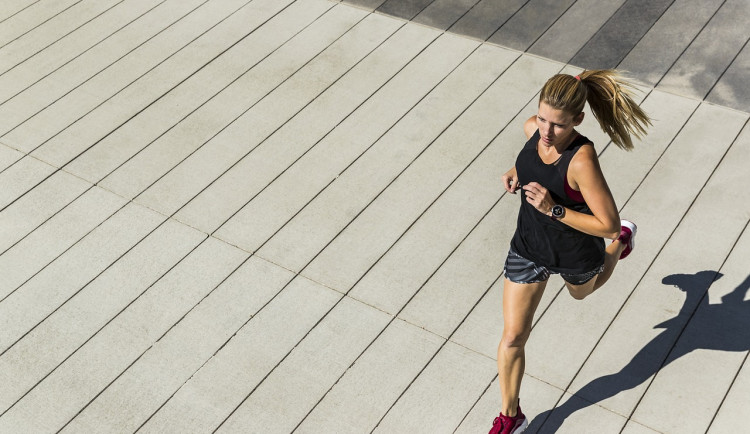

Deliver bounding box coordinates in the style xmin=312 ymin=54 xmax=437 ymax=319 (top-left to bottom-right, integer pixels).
xmin=574 ymin=111 xmax=585 ymax=126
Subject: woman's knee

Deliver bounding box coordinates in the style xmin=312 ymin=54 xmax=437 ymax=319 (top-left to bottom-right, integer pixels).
xmin=500 ymin=328 xmax=531 ymax=349
xmin=567 ymin=286 xmax=590 ymax=300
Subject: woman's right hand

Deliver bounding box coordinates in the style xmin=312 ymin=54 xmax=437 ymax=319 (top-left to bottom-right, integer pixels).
xmin=502 ymin=167 xmax=520 ymax=194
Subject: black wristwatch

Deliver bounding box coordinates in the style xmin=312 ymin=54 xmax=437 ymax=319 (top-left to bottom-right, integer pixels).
xmin=551 ymin=204 xmax=565 ymax=220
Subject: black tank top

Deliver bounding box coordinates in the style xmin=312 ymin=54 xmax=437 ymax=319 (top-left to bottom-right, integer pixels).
xmin=510 ymin=129 xmax=605 ymax=274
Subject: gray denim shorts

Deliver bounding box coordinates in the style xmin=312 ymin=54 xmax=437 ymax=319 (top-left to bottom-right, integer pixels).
xmin=503 ymin=248 xmax=604 ymax=286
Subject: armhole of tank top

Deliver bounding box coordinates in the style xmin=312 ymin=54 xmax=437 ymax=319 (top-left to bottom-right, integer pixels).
xmin=562 ymin=137 xmax=592 ymax=203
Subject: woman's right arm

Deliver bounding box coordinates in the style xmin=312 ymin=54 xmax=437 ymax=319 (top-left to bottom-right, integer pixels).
xmin=502 ymin=167 xmax=519 ymax=193
xmin=502 ymin=116 xmax=537 ymax=194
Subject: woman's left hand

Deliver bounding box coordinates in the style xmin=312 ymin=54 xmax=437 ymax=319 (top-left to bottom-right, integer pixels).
xmin=523 ymin=182 xmax=555 ymax=215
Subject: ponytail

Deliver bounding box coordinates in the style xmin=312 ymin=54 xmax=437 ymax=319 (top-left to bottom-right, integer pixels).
xmin=540 ymin=70 xmax=651 ymax=150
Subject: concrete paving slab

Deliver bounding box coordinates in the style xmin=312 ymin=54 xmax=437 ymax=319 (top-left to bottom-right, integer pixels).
xmin=172 ymin=21 xmax=437 ymax=234
xmin=528 ymin=0 xmax=626 ymax=63
xmin=88 ymin=0 xmax=352 ymax=197
xmin=0 ymin=1 xmax=40 ymax=23
xmin=396 ymin=205 xmax=504 ymax=339
xmin=0 ymin=0 xmax=80 ymax=47
xmin=372 ymin=341 xmax=496 ymax=432
xmin=346 ymin=95 xmax=531 ymax=316
xmin=599 ymin=89 xmax=698 ymax=206
xmin=259 ymin=42 xmax=509 ymax=277
xmin=27 ymin=0 xmax=286 ymax=170
xmin=137 ymin=276 xmax=341 ymax=433
xmin=709 ymin=352 xmax=750 ymax=433
xmin=0 ymin=0 xmax=207 ymax=134
xmin=299 ymin=55 xmax=556 ymax=292
xmin=61 ymin=256 xmax=293 ymax=432
xmin=344 ymin=0 xmax=387 ymax=12
xmin=0 ymin=169 xmax=90 ymax=253
xmin=295 ymin=318 xmax=445 ymax=433
xmin=124 ymin=6 xmax=391 ymax=210
xmin=620 ymin=420 xmax=663 ymax=434
xmin=706 ymin=36 xmax=750 ymax=113
xmin=377 ymin=0 xmax=433 ymax=21
xmin=0 ymin=155 xmax=55 ymax=209
xmin=570 ymin=0 xmax=674 ymax=70
xmin=0 ymin=202 xmax=164 ymax=356
xmin=0 ymin=217 xmax=204 ymax=416
xmin=0 ymin=0 xmax=164 ymax=104
xmin=0 ymin=237 xmax=246 ymax=432
xmin=413 ymin=0 xmax=478 ymax=31
xmin=212 ymin=28 xmax=469 ymax=252
xmin=448 ymin=0 xmax=527 ymax=42
xmin=0 ymin=186 xmax=125 ymax=297
xmin=617 ymin=0 xmax=725 ymax=87
xmin=0 ymin=142 xmax=23 ymax=172
xmin=171 ymin=26 xmax=434 ymax=237
xmin=537 ymin=392 xmax=629 ymax=433
xmin=657 ymin=0 xmax=750 ymax=101
xmin=3 ymin=0 xmax=250 ymax=154
xmin=0 ymin=0 xmax=122 ymax=74
xmin=487 ymin=0 xmax=576 ymax=52
xmin=216 ymin=296 xmax=391 ymax=433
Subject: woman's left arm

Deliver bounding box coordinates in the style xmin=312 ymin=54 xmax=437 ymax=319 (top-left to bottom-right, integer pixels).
xmin=561 ymin=145 xmax=620 ymax=238
xmin=522 ymin=145 xmax=621 ymax=239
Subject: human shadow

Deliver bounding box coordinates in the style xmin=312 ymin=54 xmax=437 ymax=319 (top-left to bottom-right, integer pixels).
xmin=530 ymin=270 xmax=750 ymax=433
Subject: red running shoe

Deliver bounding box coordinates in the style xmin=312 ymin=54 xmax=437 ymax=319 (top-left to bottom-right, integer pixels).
xmin=488 ymin=405 xmax=527 ymax=434
xmin=618 ymin=220 xmax=637 ymax=259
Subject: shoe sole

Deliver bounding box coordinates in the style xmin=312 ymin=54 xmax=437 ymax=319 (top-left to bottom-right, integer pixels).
xmin=515 ymin=418 xmax=529 ymax=433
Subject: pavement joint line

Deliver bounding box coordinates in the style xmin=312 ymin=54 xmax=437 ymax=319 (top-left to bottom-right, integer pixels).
xmin=208 ymin=26 xmax=446 ymax=238
xmin=0 ymin=0 xmax=43 ymax=26
xmin=0 ymin=0 xmax=170 ymax=105
xmin=482 ymin=0 xmax=532 ymax=45
xmin=607 ymin=0 xmax=679 ymax=71
xmin=524 ymin=0 xmax=579 ymax=54
xmin=0 ymin=0 xmax=274 ymax=213
xmin=0 ymin=0 xmax=127 ymax=77
xmin=0 ymin=0 xmax=252 ymax=149
xmin=703 ymin=33 xmax=750 ymax=101
xmin=0 ymin=0 xmax=211 ymax=128
xmin=444 ymin=0 xmax=484 ymax=35
xmin=0 ymin=0 xmax=85 ymax=50
xmin=189 ymin=21 xmax=430 ymax=238
xmin=211 ymin=30 xmax=474 ymax=431
xmin=648 ymin=0 xmax=729 ymax=90
xmin=0 ymin=185 xmax=99 ymax=296
xmin=0 ymin=210 xmax=189 ymax=417
xmin=128 ymin=2 xmax=385 ymax=207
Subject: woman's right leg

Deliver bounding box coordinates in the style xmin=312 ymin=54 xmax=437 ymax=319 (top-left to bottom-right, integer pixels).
xmin=498 ymin=278 xmax=548 ymax=416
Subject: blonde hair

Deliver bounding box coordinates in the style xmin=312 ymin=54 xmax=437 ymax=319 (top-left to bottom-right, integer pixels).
xmin=539 ymin=70 xmax=651 ymax=150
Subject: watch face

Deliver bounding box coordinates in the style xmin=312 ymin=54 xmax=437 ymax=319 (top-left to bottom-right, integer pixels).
xmin=552 ymin=205 xmax=564 ymax=217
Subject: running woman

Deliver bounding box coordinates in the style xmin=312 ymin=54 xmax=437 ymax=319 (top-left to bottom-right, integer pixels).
xmin=489 ymin=70 xmax=651 ymax=434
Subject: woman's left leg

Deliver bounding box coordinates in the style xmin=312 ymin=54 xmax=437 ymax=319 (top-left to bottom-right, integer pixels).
xmin=566 ymin=237 xmax=626 ymax=300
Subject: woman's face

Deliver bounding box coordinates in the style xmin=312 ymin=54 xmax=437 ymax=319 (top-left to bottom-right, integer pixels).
xmin=536 ymin=102 xmax=583 ymax=148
